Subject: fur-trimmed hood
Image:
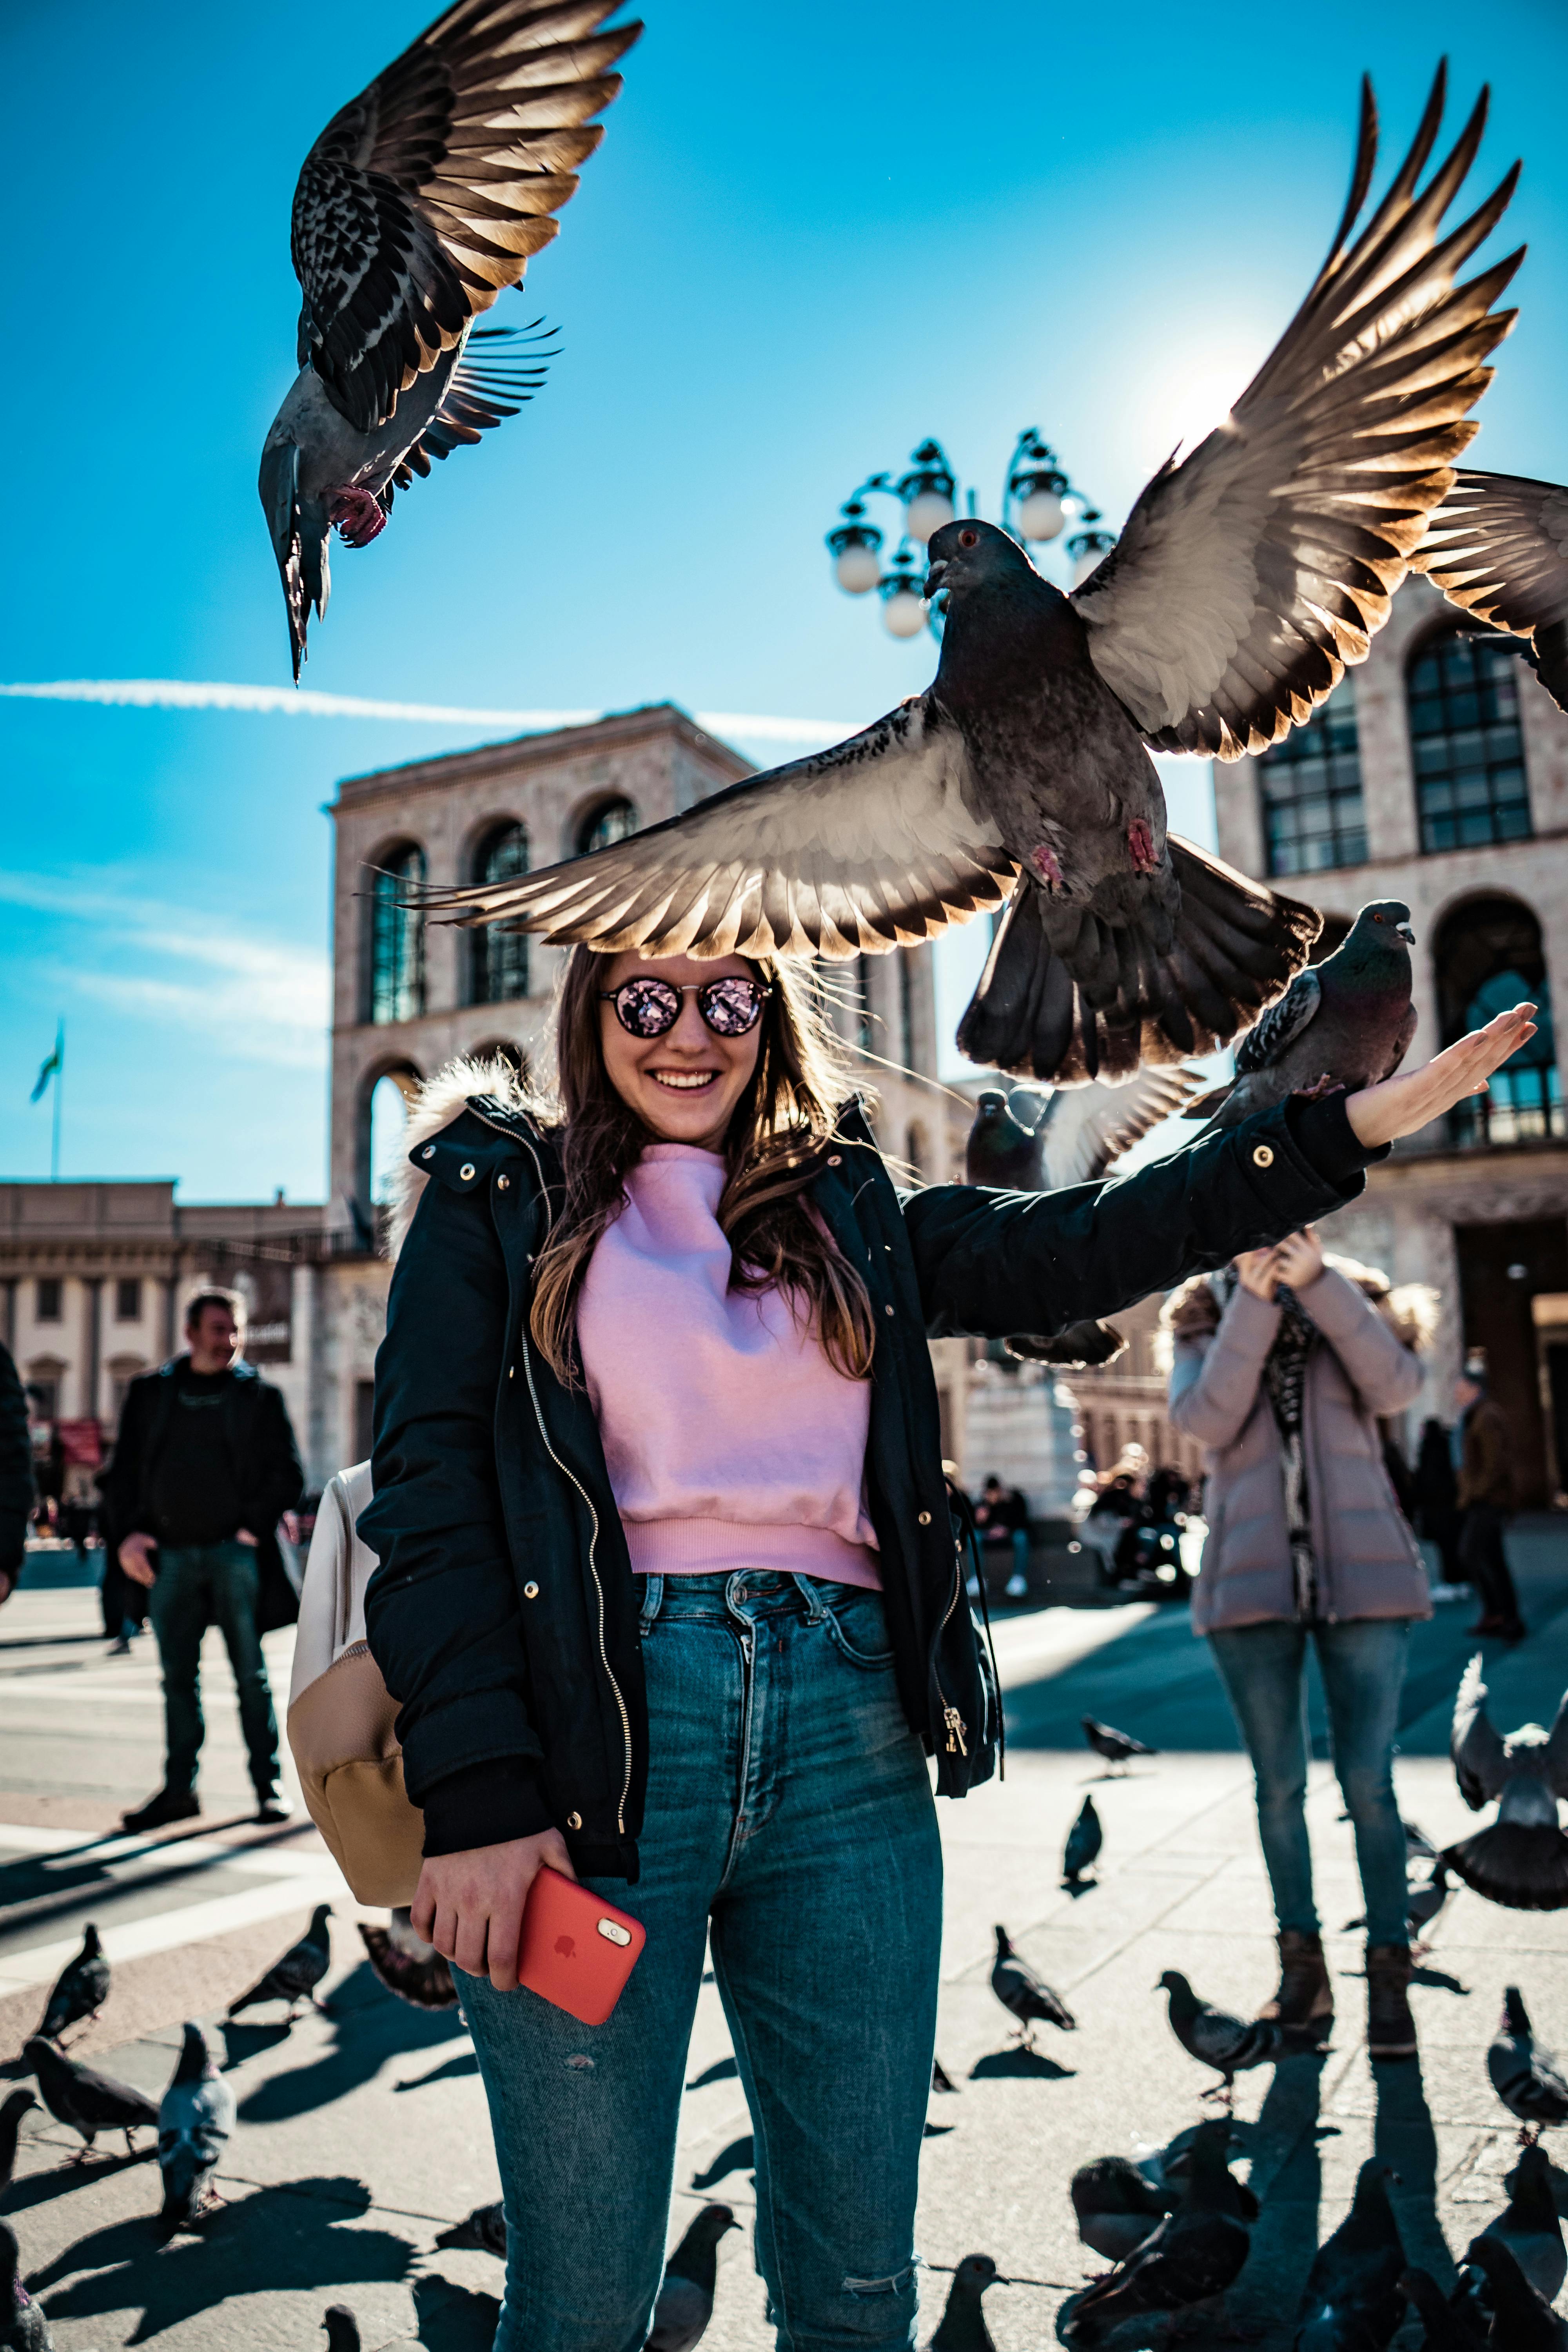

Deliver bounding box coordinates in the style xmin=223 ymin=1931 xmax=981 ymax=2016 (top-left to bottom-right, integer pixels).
xmin=1159 ymin=1253 xmax=1441 ymax=1359
xmin=385 ymin=1054 xmax=544 ymax=1262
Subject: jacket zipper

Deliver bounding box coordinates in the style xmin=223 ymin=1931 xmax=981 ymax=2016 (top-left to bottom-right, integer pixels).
xmin=933 ymin=1554 xmax=967 ymax=1755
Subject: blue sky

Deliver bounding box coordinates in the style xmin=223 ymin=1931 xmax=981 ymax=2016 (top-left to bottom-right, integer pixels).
xmin=4 ymin=0 xmax=1566 ymax=1198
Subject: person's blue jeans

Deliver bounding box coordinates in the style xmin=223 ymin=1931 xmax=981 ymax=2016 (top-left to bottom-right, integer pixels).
xmin=1207 ymin=1617 xmax=1411 ymax=1947
xmin=460 ymin=1570 xmax=944 ymax=2352
xmin=147 ymin=1541 xmax=281 ymax=1800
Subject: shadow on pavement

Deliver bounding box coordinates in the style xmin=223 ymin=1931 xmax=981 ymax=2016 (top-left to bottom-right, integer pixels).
xmin=235 ymin=1964 xmax=467 ymax=2124
xmin=690 ymin=2134 xmax=753 ymax=2190
xmin=395 ymin=2051 xmax=479 ymax=2093
xmin=969 ymin=2046 xmax=1075 ymax=2081
xmin=0 ymin=2143 xmax=153 ymax=2213
xmin=1233 ymin=2049 xmax=1325 ymax=2330
xmin=409 ymin=2270 xmax=500 ymax=2351
xmin=1375 ymin=2056 xmax=1445 ymax=2282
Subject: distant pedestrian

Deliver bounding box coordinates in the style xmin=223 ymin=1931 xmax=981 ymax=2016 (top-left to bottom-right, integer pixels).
xmin=1165 ymin=1230 xmax=1437 ymax=2060
xmin=103 ymin=1290 xmax=304 ymax=1830
xmin=974 ymin=1475 xmax=1031 ymax=1596
xmin=1412 ymin=1414 xmax=1465 ymax=1593
xmin=0 ymin=1341 xmax=33 ymax=1610
xmin=1454 ymin=1354 xmax=1524 ymax=1641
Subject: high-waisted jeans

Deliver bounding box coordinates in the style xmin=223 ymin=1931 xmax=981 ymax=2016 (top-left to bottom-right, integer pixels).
xmin=460 ymin=1570 xmax=944 ymax=2352
xmin=1207 ymin=1616 xmax=1411 ymax=1947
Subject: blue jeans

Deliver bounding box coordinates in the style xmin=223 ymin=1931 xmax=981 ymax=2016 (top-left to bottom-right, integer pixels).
xmin=461 ymin=1570 xmax=943 ymax=2352
xmin=1207 ymin=1617 xmax=1411 ymax=1947
xmin=147 ymin=1541 xmax=281 ymax=1800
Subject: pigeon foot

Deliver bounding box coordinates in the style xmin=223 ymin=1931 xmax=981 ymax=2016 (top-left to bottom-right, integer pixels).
xmin=1029 ymin=844 xmax=1064 ymax=889
xmin=328 ymin=488 xmax=387 ymax=548
xmin=1126 ymin=820 xmax=1159 ymax=874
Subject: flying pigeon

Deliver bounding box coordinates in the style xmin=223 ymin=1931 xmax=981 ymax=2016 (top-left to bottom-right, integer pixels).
xmin=259 ymin=0 xmax=641 ymax=677
xmin=37 ymin=1926 xmax=109 ymax=2043
xmin=1063 ymin=1796 xmax=1102 ymax=1887
xmin=1466 ymin=2142 xmax=1566 ymax=2308
xmin=435 ymin=2200 xmax=506 ymax=2257
xmin=1185 ymin=902 xmax=1417 ymax=1134
xmin=990 ymin=1926 xmax=1076 ymax=2047
xmin=155 ymin=2023 xmax=236 ymax=2240
xmin=1444 ymin=1654 xmax=1568 ymax=1909
xmin=1156 ymin=1972 xmax=1281 ymax=2105
xmin=1062 ymin=2120 xmax=1252 ymax=2343
xmin=1412 ymin=470 xmax=1568 ymax=714
xmin=431 ymin=68 xmax=1520 ymax=1089
xmin=0 ymin=2221 xmax=51 ymax=2352
xmin=22 ymin=2035 xmax=158 ymax=2160
xmin=1488 ymin=1986 xmax=1568 ymax=2139
xmin=227 ymin=1904 xmax=334 ymax=2021
xmin=644 ymin=2204 xmax=739 ymax=2352
xmin=358 ymin=1911 xmax=457 ymax=2009
xmin=1083 ymin=1717 xmax=1157 ymax=1773
xmin=1457 ymin=2235 xmax=1567 ymax=2350
xmin=928 ymin=2253 xmax=1000 ymax=2352
xmin=964 ymin=1070 xmax=1196 ymax=1364
xmin=1397 ymin=2268 xmax=1486 ymax=2352
xmin=0 ymin=2092 xmax=36 ymax=2200
xmin=1292 ymin=2160 xmax=1406 ymax=2351
xmin=323 ymin=2308 xmax=361 ymax=2352
xmin=1070 ymin=2157 xmax=1175 ymax=2264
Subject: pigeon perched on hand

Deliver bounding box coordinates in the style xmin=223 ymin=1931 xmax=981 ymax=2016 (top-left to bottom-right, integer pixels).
xmin=644 ymin=2204 xmax=738 ymax=2352
xmin=1293 ymin=2160 xmax=1406 ymax=2351
xmin=435 ymin=69 xmax=1518 ymax=1091
xmin=435 ymin=2200 xmax=506 ymax=2257
xmin=1156 ymin=1973 xmax=1281 ymax=2105
xmin=1412 ymin=470 xmax=1568 ymax=715
xmin=1445 ymin=1655 xmax=1568 ymax=1909
xmin=358 ymin=1911 xmax=457 ymax=2010
xmin=22 ymin=2035 xmax=158 ymax=2159
xmin=155 ymin=2023 xmax=235 ymax=2240
xmin=1083 ymin=1717 xmax=1157 ymax=1773
xmin=38 ymin=1926 xmax=109 ymax=2043
xmin=1063 ymin=2120 xmax=1252 ymax=2343
xmin=929 ymin=2253 xmax=1000 ymax=2352
xmin=227 ymin=1905 xmax=334 ymax=2022
xmin=0 ymin=2092 xmax=36 ymax=2200
xmin=1488 ymin=1987 xmax=1568 ymax=2139
xmin=1186 ymin=902 xmax=1417 ymax=1134
xmin=991 ymin=1926 xmax=1076 ymax=2047
xmin=0 ymin=2221 xmax=51 ymax=2352
xmin=1063 ymin=1797 xmax=1102 ymax=1887
xmin=260 ymin=0 xmax=640 ymax=676
xmin=1458 ymin=2235 xmax=1567 ymax=2349
xmin=1396 ymin=2267 xmax=1485 ymax=2352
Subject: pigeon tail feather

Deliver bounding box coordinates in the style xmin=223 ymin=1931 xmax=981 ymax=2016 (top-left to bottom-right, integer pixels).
xmin=1444 ymin=1821 xmax=1568 ymax=1911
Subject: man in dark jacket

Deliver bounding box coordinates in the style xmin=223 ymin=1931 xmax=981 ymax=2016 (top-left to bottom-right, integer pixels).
xmin=104 ymin=1290 xmax=304 ymax=1828
xmin=1454 ymin=1354 xmax=1524 ymax=1641
xmin=0 ymin=1340 xmax=33 ymax=1608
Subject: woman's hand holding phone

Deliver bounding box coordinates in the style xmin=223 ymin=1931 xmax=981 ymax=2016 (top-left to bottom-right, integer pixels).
xmin=412 ymin=1827 xmax=576 ymax=1993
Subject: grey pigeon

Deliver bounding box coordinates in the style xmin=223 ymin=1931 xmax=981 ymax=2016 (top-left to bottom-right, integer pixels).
xmin=644 ymin=2204 xmax=738 ymax=2352
xmin=1063 ymin=2120 xmax=1252 ymax=2342
xmin=1070 ymin=2156 xmax=1174 ymax=2264
xmin=1489 ymin=1986 xmax=1568 ymax=2137
xmin=1188 ymin=900 xmax=1417 ymax=1135
xmin=435 ymin=2200 xmax=506 ymax=2257
xmin=1083 ymin=1717 xmax=1156 ymax=1773
xmin=227 ymin=1904 xmax=334 ymax=2021
xmin=323 ymin=2308 xmax=361 ymax=2352
xmin=1063 ymin=1797 xmax=1102 ymax=1887
xmin=1405 ymin=1820 xmax=1441 ymax=1862
xmin=358 ymin=1912 xmax=457 ymax=2010
xmin=1471 ymin=2142 xmax=1566 ymax=2307
xmin=1457 ymin=2235 xmax=1567 ymax=2348
xmin=260 ymin=0 xmax=640 ymax=676
xmin=1413 ymin=470 xmax=1568 ymax=714
xmin=1445 ymin=1655 xmax=1568 ymax=1910
xmin=38 ymin=1926 xmax=109 ymax=2042
xmin=22 ymin=2035 xmax=157 ymax=2159
xmin=0 ymin=2221 xmax=51 ymax=2352
xmin=1293 ymin=2160 xmax=1405 ymax=2350
xmin=929 ymin=2253 xmax=1000 ymax=2352
xmin=1345 ymin=1863 xmax=1452 ymax=1949
xmin=1156 ymin=1972 xmax=1281 ymax=2104
xmin=431 ymin=70 xmax=1519 ymax=1093
xmin=0 ymin=2092 xmax=36 ymax=2200
xmin=1397 ymin=2268 xmax=1485 ymax=2350
xmin=991 ymin=1926 xmax=1076 ymax=2048
xmin=155 ymin=2022 xmax=235 ymax=2239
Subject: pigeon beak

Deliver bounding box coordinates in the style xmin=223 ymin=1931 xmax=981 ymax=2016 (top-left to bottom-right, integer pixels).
xmin=924 ymin=558 xmax=949 ymax=598
xmin=1396 ymin=923 xmax=1415 ymax=945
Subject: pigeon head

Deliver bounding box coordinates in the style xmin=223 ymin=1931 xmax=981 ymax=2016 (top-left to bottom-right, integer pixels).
xmin=1341 ymin=898 xmax=1415 ymax=960
xmin=174 ymin=2021 xmax=212 ymax=2083
xmin=924 ymin=518 xmax=1045 ymax=604
xmin=1503 ymin=1985 xmax=1532 ymax=2037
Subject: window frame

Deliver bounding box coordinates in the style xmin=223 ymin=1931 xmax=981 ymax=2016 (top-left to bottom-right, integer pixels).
xmin=1406 ymin=627 xmax=1533 ymax=857
xmin=1254 ymin=676 xmax=1368 ymax=879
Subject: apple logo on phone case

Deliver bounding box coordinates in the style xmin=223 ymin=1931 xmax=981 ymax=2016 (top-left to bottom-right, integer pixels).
xmin=554 ymin=1935 xmax=575 ymax=1958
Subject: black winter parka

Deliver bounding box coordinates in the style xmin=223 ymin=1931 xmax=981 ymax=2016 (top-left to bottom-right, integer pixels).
xmin=362 ymin=1088 xmax=1378 ymax=1880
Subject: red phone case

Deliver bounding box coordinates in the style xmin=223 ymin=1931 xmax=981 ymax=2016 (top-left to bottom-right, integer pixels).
xmin=516 ymin=1865 xmax=646 ymax=2025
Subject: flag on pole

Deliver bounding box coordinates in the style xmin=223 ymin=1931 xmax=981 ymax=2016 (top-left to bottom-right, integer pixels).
xmin=30 ymin=1022 xmax=64 ymax=1103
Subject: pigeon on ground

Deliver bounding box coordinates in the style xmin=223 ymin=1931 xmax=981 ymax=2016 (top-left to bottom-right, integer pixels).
xmin=1489 ymin=1986 xmax=1568 ymax=2138
xmin=435 ymin=2200 xmax=506 ymax=2257
xmin=434 ymin=69 xmax=1519 ymax=1091
xmin=1083 ymin=1718 xmax=1157 ymax=1773
xmin=1412 ymin=471 xmax=1568 ymax=715
xmin=1063 ymin=2120 xmax=1252 ymax=2342
xmin=1186 ymin=902 xmax=1417 ymax=1134
xmin=991 ymin=1926 xmax=1076 ymax=2047
xmin=1458 ymin=2235 xmax=1567 ymax=2349
xmin=323 ymin=2308 xmax=361 ymax=2352
xmin=155 ymin=2023 xmax=236 ymax=2240
xmin=260 ymin=0 xmax=640 ymax=677
xmin=965 ymin=1072 xmax=1196 ymax=1364
xmin=1293 ymin=2160 xmax=1405 ymax=2350
xmin=929 ymin=2253 xmax=1000 ymax=2352
xmin=1070 ymin=2157 xmax=1174 ymax=2263
xmin=227 ymin=1905 xmax=334 ymax=2021
xmin=1405 ymin=1821 xmax=1441 ymax=1862
xmin=644 ymin=2204 xmax=738 ymax=2352
xmin=1156 ymin=1973 xmax=1281 ymax=2104
xmin=1445 ymin=1655 xmax=1568 ymax=1909
xmin=22 ymin=2036 xmax=158 ymax=2160
xmin=1063 ymin=1797 xmax=1102 ymax=1887
xmin=38 ymin=1927 xmax=109 ymax=2043
xmin=1345 ymin=1863 xmax=1452 ymax=1950
xmin=0 ymin=2221 xmax=51 ymax=2352
xmin=358 ymin=1911 xmax=457 ymax=2009
xmin=931 ymin=2056 xmax=958 ymax=2095
xmin=0 ymin=2092 xmax=36 ymax=2199
xmin=1397 ymin=2267 xmax=1485 ymax=2350
xmin=1468 ymin=2142 xmax=1567 ymax=2307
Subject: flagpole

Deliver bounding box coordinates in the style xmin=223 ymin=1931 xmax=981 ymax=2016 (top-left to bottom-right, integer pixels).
xmin=51 ymin=1020 xmax=63 ymax=1183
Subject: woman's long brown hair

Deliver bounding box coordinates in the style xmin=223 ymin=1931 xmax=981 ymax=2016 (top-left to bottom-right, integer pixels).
xmin=528 ymin=947 xmax=877 ymax=1386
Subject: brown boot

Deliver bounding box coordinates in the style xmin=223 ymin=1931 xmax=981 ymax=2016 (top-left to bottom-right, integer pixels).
xmin=1256 ymin=1929 xmax=1333 ymax=2042
xmin=1367 ymin=1942 xmax=1417 ymax=2059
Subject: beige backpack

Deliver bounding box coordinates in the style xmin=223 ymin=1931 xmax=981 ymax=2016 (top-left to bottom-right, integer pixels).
xmin=286 ymin=1463 xmax=423 ymax=1905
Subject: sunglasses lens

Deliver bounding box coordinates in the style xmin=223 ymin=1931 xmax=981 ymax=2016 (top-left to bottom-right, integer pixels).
xmin=700 ymin=978 xmax=764 ymax=1034
xmin=615 ymin=979 xmax=680 ymax=1037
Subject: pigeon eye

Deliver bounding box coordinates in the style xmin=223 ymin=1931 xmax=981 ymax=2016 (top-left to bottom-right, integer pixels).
xmin=960 ymin=529 xmax=978 ymax=548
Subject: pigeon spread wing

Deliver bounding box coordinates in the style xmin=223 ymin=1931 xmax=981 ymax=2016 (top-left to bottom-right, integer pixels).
xmin=383 ymin=326 xmax=555 ymax=506
xmin=291 ymin=0 xmax=640 ymax=437
xmin=1035 ymin=1066 xmax=1198 ymax=1191
xmin=1071 ymin=68 xmax=1520 ymax=759
xmin=1453 ymin=1652 xmax=1510 ymax=1811
xmin=1412 ymin=470 xmax=1568 ymax=715
xmin=424 ymin=700 xmax=1017 ymax=959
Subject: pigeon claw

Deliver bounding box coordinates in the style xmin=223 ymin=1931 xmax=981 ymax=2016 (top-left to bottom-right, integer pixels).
xmin=1030 ymin=844 xmax=1064 ymax=889
xmin=328 ymin=488 xmax=388 ymax=548
xmin=1126 ymin=820 xmax=1159 ymax=874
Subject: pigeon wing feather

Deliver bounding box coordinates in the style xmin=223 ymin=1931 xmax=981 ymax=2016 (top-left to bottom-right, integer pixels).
xmin=1233 ymin=967 xmax=1323 ymax=1076
xmin=1453 ymin=1651 xmax=1510 ymax=1809
xmin=1411 ymin=470 xmax=1568 ymax=713
xmin=1035 ymin=1067 xmax=1200 ymax=1190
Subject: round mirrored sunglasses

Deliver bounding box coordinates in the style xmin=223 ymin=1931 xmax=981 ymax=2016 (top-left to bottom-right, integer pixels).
xmin=601 ymin=976 xmax=772 ymax=1039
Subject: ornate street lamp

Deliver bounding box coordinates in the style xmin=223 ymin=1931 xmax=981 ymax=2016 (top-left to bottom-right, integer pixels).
xmin=826 ymin=431 xmax=1110 ymax=638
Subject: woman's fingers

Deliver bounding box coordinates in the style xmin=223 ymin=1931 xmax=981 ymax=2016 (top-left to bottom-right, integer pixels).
xmin=488 ymin=1893 xmax=526 ymax=1993
xmin=1347 ymin=1005 xmax=1537 ymax=1148
xmin=454 ymin=1911 xmax=490 ymax=1982
xmin=410 ymin=1875 xmax=438 ymax=1947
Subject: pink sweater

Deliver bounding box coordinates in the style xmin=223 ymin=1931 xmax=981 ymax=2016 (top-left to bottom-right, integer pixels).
xmin=576 ymin=1144 xmax=880 ymax=1588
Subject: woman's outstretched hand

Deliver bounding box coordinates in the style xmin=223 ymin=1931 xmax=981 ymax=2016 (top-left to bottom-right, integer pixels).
xmin=1345 ymin=1004 xmax=1537 ymax=1151
xmin=412 ymin=1826 xmax=576 ymax=1993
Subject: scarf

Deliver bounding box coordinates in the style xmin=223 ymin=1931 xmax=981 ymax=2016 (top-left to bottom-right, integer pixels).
xmin=1220 ymin=1270 xmax=1319 ymax=1619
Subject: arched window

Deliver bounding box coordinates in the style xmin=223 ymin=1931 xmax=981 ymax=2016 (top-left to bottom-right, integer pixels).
xmin=470 ymin=822 xmax=530 ymax=1004
xmin=368 ymin=1069 xmax=419 ymax=1205
xmin=576 ymin=798 xmax=639 ymax=857
xmin=368 ymin=844 xmax=426 ymax=1024
xmin=1407 ymin=630 xmax=1532 ymax=853
xmin=1255 ymin=677 xmax=1367 ymax=876
xmin=1435 ymin=895 xmax=1561 ymax=1147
